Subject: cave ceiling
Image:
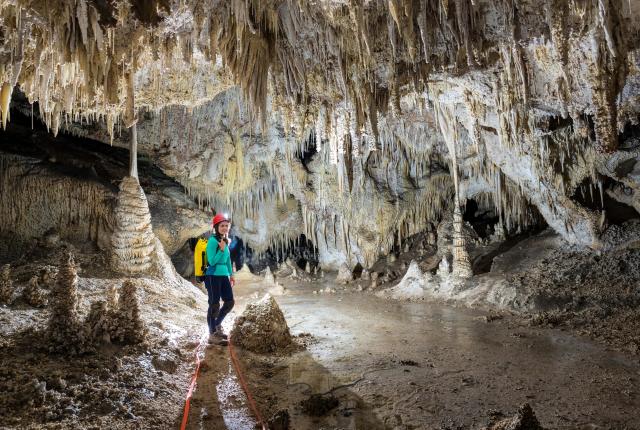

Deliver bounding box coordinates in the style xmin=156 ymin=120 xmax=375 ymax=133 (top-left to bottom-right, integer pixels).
xmin=1 ymin=0 xmax=640 ymax=267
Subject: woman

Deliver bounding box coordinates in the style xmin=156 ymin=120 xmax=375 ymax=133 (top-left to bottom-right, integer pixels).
xmin=205 ymin=213 xmax=236 ymax=343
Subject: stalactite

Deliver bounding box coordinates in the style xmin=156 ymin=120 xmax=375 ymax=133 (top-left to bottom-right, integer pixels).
xmin=125 ymin=71 xmax=139 ymax=179
xmin=0 ymin=0 xmax=636 ymax=265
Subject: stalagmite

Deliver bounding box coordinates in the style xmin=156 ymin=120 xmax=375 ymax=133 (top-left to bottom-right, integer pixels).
xmin=107 ymin=284 xmax=119 ymax=310
xmin=427 ymin=231 xmax=437 ymax=246
xmin=39 ymin=267 xmax=58 ymax=289
xmin=84 ymin=300 xmax=110 ymax=343
xmin=23 ymin=276 xmax=47 ymax=308
xmin=437 ymin=257 xmax=451 ymax=279
xmin=451 ymin=205 xmax=473 ymax=279
xmin=377 ymin=260 xmax=425 ymax=301
xmin=361 ymin=269 xmax=370 ymax=281
xmin=0 ymin=264 xmax=13 ymax=305
xmin=264 ymin=266 xmax=276 ymax=284
xmin=112 ymin=280 xmax=146 ymax=344
xmin=47 ymin=253 xmax=83 ymax=352
xmin=435 ymin=98 xmax=473 ymax=279
xmin=111 ymin=177 xmax=156 ymax=275
xmin=336 ymin=263 xmax=353 ymax=284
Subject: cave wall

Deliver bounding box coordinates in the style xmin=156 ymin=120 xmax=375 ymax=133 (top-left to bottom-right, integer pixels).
xmin=0 ymin=118 xmax=210 ymax=260
xmin=0 ymin=152 xmax=114 ymax=250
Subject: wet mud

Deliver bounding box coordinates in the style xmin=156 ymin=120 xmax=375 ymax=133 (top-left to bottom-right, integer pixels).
xmin=186 ymin=276 xmax=640 ymax=429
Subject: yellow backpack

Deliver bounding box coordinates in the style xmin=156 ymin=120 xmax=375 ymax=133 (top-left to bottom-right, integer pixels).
xmin=194 ymin=238 xmax=208 ymax=281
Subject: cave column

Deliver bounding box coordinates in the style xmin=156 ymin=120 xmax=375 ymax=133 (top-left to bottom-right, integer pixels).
xmin=450 ymin=152 xmax=473 ymax=279
xmin=125 ymin=71 xmax=138 ymax=179
xmin=435 ymin=98 xmax=473 ymax=279
xmin=452 ymin=201 xmax=473 ymax=278
xmin=111 ymin=69 xmax=156 ymax=275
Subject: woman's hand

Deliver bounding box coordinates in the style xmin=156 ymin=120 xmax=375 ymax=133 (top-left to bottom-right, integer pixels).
xmin=230 ymin=276 xmax=236 ymax=287
xmin=218 ymin=239 xmax=226 ymax=251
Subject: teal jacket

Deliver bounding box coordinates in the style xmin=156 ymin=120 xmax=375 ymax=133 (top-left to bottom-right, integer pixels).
xmin=205 ymin=238 xmax=233 ymax=276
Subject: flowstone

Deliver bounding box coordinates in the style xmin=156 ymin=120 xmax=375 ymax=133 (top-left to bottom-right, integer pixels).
xmin=230 ymin=294 xmax=294 ymax=354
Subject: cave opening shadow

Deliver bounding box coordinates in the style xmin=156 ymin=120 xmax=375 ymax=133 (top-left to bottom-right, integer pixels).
xmin=245 ymin=234 xmax=319 ymax=274
xmin=464 ymin=197 xmax=548 ymax=275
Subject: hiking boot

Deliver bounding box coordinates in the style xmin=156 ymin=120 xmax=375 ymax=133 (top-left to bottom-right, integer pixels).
xmin=215 ymin=325 xmax=228 ymax=340
xmin=208 ymin=332 xmax=228 ymax=345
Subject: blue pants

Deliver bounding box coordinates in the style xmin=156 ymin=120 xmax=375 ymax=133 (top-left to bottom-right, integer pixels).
xmin=204 ymin=275 xmax=234 ymax=333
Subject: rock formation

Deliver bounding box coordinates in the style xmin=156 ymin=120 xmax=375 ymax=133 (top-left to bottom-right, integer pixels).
xmin=0 ymin=1 xmax=637 ymax=272
xmin=336 ymin=263 xmax=353 ymax=284
xmin=452 ymin=205 xmax=474 ymax=279
xmin=0 ymin=264 xmax=13 ymax=304
xmin=83 ymin=300 xmax=110 ymax=344
xmin=106 ymin=284 xmax=119 ymax=311
xmin=38 ymin=267 xmax=57 ymax=289
xmin=230 ymin=294 xmax=294 ymax=354
xmin=376 ymin=260 xmax=425 ymax=301
xmin=23 ymin=276 xmax=47 ymax=308
xmin=111 ymin=177 xmax=156 ymax=275
xmin=264 ymin=266 xmax=276 ymax=285
xmin=484 ymin=403 xmax=544 ymax=430
xmin=0 ymin=127 xmax=210 ymax=258
xmin=360 ymin=269 xmax=370 ymax=281
xmin=0 ymin=0 xmax=635 ymax=271
xmin=112 ymin=280 xmax=146 ymax=344
xmin=47 ymin=253 xmax=82 ymax=352
xmin=82 ymin=280 xmax=144 ymax=345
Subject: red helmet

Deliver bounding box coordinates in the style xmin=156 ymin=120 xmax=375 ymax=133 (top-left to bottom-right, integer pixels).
xmin=212 ymin=213 xmax=230 ymax=227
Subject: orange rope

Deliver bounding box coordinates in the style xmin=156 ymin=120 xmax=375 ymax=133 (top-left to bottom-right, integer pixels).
xmin=228 ymin=338 xmax=268 ymax=430
xmin=180 ymin=336 xmax=267 ymax=430
xmin=179 ymin=337 xmax=206 ymax=430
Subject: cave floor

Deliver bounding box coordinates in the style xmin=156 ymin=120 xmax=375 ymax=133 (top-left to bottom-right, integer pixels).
xmin=187 ymin=275 xmax=640 ymax=429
